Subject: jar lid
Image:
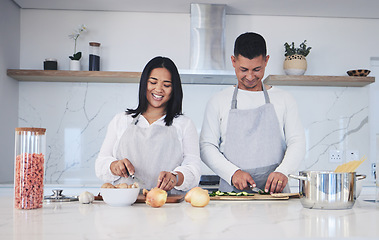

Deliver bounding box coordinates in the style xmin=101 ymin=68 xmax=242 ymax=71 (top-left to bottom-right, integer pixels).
xmin=44 ymin=58 xmax=57 ymax=62
xmin=15 ymin=127 xmax=46 ymax=135
xmin=89 ymin=42 xmax=101 ymax=47
xmin=44 ymin=189 xmax=78 ymax=202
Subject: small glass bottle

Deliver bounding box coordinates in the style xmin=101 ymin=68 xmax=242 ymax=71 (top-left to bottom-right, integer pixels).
xmin=89 ymin=42 xmax=101 ymax=71
xmin=14 ymin=128 xmax=46 ymax=209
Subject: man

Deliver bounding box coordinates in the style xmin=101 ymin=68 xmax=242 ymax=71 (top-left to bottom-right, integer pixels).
xmin=200 ymin=32 xmax=305 ymax=193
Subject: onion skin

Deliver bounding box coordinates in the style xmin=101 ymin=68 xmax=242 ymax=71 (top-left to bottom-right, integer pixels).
xmin=185 ymin=187 xmax=210 ymax=207
xmin=185 ymin=187 xmax=202 ymax=203
xmin=146 ymin=188 xmax=167 ymax=208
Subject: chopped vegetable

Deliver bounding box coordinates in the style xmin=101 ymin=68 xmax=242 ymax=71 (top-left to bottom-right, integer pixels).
xmin=209 ymin=191 xmax=255 ymax=197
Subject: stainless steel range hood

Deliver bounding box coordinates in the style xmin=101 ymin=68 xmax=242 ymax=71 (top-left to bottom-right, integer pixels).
xmin=180 ymin=3 xmax=235 ymax=85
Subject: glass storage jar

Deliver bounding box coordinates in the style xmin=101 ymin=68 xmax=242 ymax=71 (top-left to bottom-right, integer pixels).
xmin=14 ymin=128 xmax=46 ymax=209
xmin=89 ymin=42 xmax=101 ymax=71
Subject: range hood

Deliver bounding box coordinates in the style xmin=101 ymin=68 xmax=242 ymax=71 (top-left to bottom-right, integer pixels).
xmin=180 ymin=3 xmax=236 ymax=85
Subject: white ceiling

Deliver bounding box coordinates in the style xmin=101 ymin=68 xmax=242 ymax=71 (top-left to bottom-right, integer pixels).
xmin=11 ymin=0 xmax=379 ymax=19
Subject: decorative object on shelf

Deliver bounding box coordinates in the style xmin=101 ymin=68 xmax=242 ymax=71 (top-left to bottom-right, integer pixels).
xmin=347 ymin=69 xmax=371 ymax=77
xmin=69 ymin=60 xmax=81 ymax=71
xmin=89 ymin=42 xmax=101 ymax=71
xmin=283 ymin=40 xmax=312 ymax=75
xmin=68 ymin=24 xmax=87 ymax=71
xmin=43 ymin=58 xmax=57 ymax=70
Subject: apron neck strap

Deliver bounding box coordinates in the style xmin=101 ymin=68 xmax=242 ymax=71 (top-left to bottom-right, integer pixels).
xmin=231 ymin=85 xmax=239 ymax=109
xmin=262 ymin=83 xmax=271 ymax=104
xmin=231 ymin=82 xmax=271 ymax=109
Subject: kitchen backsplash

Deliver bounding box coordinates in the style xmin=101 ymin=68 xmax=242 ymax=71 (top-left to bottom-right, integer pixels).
xmin=18 ymin=81 xmax=370 ymax=185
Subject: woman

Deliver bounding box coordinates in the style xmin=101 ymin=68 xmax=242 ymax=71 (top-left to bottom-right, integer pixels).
xmin=95 ymin=56 xmax=201 ymax=193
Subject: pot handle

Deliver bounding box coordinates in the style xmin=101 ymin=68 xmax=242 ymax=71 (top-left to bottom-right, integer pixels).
xmin=356 ymin=174 xmax=366 ymax=181
xmin=288 ymin=174 xmax=308 ymax=181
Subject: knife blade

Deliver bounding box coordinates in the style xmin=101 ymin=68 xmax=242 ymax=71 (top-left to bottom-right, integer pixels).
xmin=126 ymin=169 xmax=145 ymax=185
xmin=250 ymin=185 xmax=264 ymax=194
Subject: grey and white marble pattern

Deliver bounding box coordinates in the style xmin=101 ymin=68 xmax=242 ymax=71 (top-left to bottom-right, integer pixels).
xmin=19 ymin=82 xmax=370 ymax=185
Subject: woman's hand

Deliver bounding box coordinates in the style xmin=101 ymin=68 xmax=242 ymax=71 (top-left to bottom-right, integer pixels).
xmin=264 ymin=172 xmax=288 ymax=193
xmin=110 ymin=158 xmax=135 ymax=178
xmin=156 ymin=171 xmax=183 ymax=191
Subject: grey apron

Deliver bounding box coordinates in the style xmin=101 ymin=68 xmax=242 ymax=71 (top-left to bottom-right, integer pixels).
xmin=219 ymin=84 xmax=288 ymax=193
xmin=115 ymin=114 xmax=184 ymax=194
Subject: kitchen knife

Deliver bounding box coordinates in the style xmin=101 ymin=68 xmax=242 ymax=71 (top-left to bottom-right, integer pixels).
xmin=250 ymin=185 xmax=265 ymax=194
xmin=126 ymin=168 xmax=145 ymax=185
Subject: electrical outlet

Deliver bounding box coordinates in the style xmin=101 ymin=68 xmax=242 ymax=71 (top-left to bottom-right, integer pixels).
xmin=329 ymin=150 xmax=343 ymax=163
xmin=346 ymin=150 xmax=359 ymax=162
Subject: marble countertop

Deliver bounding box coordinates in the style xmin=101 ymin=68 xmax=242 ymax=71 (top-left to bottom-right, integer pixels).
xmin=1 ymin=186 xmax=379 ymax=240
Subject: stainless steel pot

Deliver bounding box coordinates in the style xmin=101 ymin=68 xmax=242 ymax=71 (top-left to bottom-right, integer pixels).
xmin=289 ymin=171 xmax=366 ymax=210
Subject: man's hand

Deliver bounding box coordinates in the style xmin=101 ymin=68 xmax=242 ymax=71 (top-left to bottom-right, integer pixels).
xmin=231 ymin=169 xmax=256 ymax=190
xmin=265 ymin=172 xmax=288 ymax=193
xmin=110 ymin=158 xmax=135 ymax=178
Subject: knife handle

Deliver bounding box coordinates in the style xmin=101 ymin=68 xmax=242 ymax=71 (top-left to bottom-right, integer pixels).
xmin=125 ymin=168 xmax=135 ymax=179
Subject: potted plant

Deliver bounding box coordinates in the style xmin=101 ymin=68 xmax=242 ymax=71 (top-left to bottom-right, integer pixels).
xmin=283 ymin=40 xmax=311 ymax=75
xmin=68 ymin=24 xmax=87 ymax=71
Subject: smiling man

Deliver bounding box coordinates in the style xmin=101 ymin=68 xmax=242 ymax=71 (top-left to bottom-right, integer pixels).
xmin=200 ymin=32 xmax=306 ymax=194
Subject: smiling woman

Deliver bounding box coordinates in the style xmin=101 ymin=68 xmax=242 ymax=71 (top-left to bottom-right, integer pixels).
xmin=144 ymin=68 xmax=173 ymax=124
xmin=95 ymin=56 xmax=201 ymax=194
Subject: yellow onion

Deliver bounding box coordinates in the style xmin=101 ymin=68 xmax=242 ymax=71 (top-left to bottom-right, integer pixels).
xmin=146 ymin=188 xmax=167 ymax=208
xmin=185 ymin=187 xmax=210 ymax=207
xmin=185 ymin=187 xmax=202 ymax=203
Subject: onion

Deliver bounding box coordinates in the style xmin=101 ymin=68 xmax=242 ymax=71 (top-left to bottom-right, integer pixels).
xmin=185 ymin=187 xmax=210 ymax=207
xmin=146 ymin=188 xmax=167 ymax=208
xmin=101 ymin=183 xmax=116 ymax=188
xmin=185 ymin=187 xmax=202 ymax=202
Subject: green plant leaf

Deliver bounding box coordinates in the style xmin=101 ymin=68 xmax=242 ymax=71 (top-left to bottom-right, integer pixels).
xmin=284 ymin=40 xmax=311 ymax=57
xmin=69 ymin=52 xmax=82 ymax=60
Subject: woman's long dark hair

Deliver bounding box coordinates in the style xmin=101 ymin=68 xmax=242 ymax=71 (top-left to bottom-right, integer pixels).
xmin=126 ymin=56 xmax=183 ymax=126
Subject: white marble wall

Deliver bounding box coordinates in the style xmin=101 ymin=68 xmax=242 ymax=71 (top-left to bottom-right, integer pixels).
xmin=19 ymin=81 xmax=370 ymax=185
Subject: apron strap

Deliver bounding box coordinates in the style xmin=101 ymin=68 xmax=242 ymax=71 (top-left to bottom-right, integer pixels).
xmin=262 ymin=84 xmax=270 ymax=104
xmin=231 ymin=82 xmax=271 ymax=110
xmin=231 ymin=85 xmax=238 ymax=109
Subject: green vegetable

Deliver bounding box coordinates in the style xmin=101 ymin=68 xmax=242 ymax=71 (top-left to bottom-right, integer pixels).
xmin=258 ymin=190 xmax=270 ymax=195
xmin=209 ymin=190 xmax=254 ymax=197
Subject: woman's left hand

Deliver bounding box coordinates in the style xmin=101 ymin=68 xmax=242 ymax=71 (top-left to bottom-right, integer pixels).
xmin=156 ymin=171 xmax=177 ymax=191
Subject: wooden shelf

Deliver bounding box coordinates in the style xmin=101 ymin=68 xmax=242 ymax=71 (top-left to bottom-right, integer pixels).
xmin=7 ymin=69 xmax=141 ymax=83
xmin=7 ymin=69 xmax=375 ymax=87
xmin=6 ymin=69 xmax=237 ymax=85
xmin=264 ymin=74 xmax=375 ymax=87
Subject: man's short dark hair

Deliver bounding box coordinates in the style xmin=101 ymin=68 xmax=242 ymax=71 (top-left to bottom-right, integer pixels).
xmin=234 ymin=32 xmax=267 ymax=59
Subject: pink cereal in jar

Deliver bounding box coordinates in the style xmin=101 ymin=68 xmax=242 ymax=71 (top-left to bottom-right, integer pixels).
xmin=14 ymin=128 xmax=46 ymax=210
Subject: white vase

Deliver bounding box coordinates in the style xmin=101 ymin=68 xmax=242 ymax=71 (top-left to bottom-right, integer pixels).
xmin=283 ymin=54 xmax=307 ymax=75
xmin=69 ymin=60 xmax=81 ymax=71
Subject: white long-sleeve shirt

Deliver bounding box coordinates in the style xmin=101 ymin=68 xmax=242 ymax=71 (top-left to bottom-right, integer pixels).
xmin=95 ymin=112 xmax=201 ymax=191
xmin=200 ymin=86 xmax=306 ymax=184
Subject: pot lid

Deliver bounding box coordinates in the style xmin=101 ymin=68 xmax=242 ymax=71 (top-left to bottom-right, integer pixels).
xmin=44 ymin=189 xmax=78 ymax=202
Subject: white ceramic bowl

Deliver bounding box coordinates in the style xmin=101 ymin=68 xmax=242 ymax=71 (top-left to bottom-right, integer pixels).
xmin=100 ymin=188 xmax=140 ymax=207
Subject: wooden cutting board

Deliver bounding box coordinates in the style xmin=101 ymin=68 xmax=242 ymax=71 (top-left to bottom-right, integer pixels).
xmin=210 ymin=193 xmax=300 ymax=201
xmin=94 ymin=194 xmax=185 ymax=203
xmin=135 ymin=194 xmax=184 ymax=203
